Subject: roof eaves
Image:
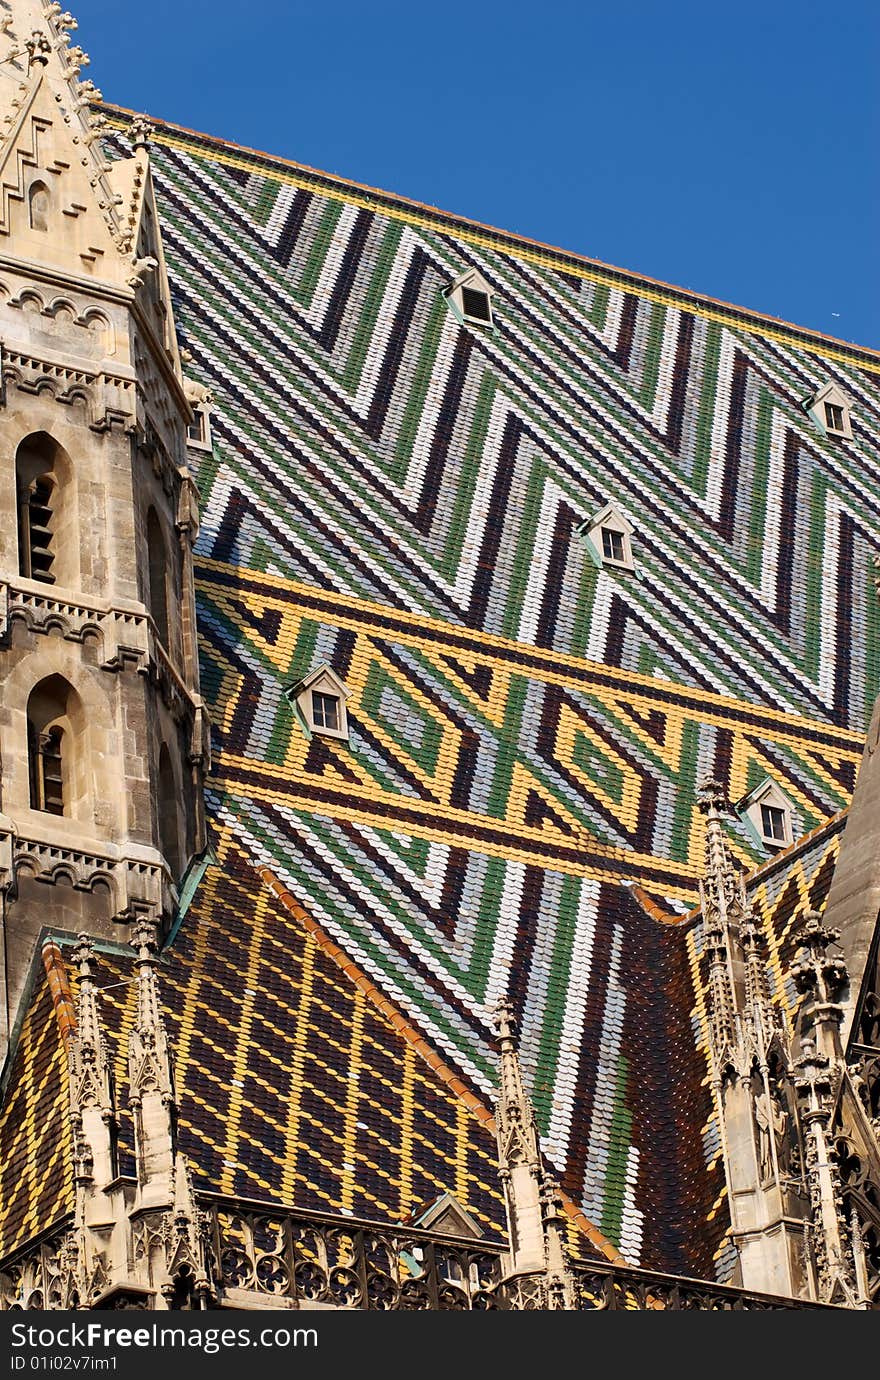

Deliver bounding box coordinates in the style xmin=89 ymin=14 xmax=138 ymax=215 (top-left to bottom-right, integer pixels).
xmin=99 ymin=104 xmax=880 ymax=373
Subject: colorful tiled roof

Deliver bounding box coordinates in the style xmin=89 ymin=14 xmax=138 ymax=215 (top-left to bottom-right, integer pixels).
xmin=0 ymin=968 xmax=72 ymax=1260
xmin=0 ymin=830 xmax=519 ymax=1260
xmin=85 ymin=108 xmax=880 ymax=1274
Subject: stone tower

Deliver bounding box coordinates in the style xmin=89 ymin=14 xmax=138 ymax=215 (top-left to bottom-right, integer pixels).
xmin=0 ymin=0 xmax=208 ymax=1057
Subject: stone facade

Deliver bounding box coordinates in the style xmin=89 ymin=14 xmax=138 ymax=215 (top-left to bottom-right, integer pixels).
xmin=0 ymin=0 xmax=207 ymax=1056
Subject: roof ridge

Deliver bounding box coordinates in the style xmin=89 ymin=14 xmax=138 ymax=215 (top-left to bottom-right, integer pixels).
xmin=98 ymin=103 xmax=880 ymax=370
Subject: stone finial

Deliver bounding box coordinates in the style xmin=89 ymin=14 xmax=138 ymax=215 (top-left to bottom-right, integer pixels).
xmin=128 ymin=115 xmax=154 ymax=153
xmin=697 ymin=777 xmax=728 ymax=815
xmin=25 ymin=30 xmax=51 ymax=68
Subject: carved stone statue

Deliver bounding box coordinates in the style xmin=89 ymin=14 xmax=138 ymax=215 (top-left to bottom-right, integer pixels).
xmin=755 ymin=1084 xmax=789 ymax=1180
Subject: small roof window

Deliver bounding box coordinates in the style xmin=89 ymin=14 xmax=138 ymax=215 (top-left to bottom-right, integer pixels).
xmin=804 ymin=382 xmax=852 ymax=439
xmin=444 ymin=269 xmax=494 ymax=328
xmin=184 ymin=379 xmax=214 ymax=452
xmin=578 ymin=502 xmax=635 ymax=572
xmin=285 ymin=663 xmax=351 ymax=742
xmin=736 ymin=778 xmax=795 ymax=853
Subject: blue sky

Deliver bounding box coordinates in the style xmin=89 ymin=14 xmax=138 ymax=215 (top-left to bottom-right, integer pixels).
xmin=75 ymin=0 xmax=879 ymax=347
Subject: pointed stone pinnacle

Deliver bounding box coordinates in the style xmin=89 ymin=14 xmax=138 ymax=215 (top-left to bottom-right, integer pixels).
xmin=494 ymin=997 xmax=516 ymax=1048
xmin=70 ymin=931 xmax=96 ymax=975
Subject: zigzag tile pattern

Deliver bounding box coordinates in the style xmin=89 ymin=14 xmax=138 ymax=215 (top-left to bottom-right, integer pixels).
xmin=94 ymin=115 xmax=880 ymax=1272
xmin=129 ymin=123 xmax=880 ymax=732
xmin=199 ymin=559 xmax=862 ymax=890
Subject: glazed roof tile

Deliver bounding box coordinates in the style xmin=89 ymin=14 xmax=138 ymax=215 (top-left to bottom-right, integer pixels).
xmin=112 ymin=106 xmax=877 ymax=1273
xmin=7 ymin=97 xmax=878 ymax=1280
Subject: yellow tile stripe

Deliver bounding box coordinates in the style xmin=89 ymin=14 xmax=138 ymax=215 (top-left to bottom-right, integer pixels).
xmin=196 ymin=560 xmax=866 ymax=749
xmin=219 ymin=887 xmax=270 ymax=1194
xmin=219 ymin=762 xmax=702 ymax=902
xmin=339 ymin=992 xmax=366 ymax=1216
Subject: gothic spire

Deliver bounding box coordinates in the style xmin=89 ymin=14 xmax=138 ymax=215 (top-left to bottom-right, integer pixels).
xmin=697 ymin=779 xmax=778 ymax=1071
xmin=493 ymin=1002 xmax=575 ymax=1307
xmin=127 ymin=917 xmax=174 ymax=1108
xmin=127 ymin=918 xmax=178 ymax=1205
xmin=790 ymin=915 xmax=868 ymax=1306
xmin=66 ymin=934 xmax=115 ymax=1186
xmin=495 ymin=999 xmax=542 ymax=1179
xmin=697 ymin=780 xmax=739 ymax=1063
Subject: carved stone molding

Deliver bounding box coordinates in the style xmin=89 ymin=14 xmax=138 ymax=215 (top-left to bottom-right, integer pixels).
xmin=1 ymin=346 xmax=135 ymax=431
xmin=7 ymin=830 xmax=165 ymax=923
xmin=1 ymin=578 xmax=147 ymax=665
xmin=0 ymin=580 xmax=202 ymax=723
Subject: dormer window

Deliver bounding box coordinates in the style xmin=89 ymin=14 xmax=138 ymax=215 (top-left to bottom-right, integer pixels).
xmin=444 ymin=269 xmax=494 ymax=328
xmin=737 ymin=778 xmax=795 ymax=853
xmin=579 ymin=502 xmax=635 ymax=572
xmin=601 ymin=528 xmax=626 ymax=564
xmin=461 ymin=286 xmax=492 ymax=323
xmin=805 ymin=383 xmax=852 ymax=439
xmin=286 ymin=663 xmax=351 ymax=742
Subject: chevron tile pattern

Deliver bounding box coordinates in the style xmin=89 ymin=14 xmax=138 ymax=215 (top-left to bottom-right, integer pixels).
xmin=198 ymin=558 xmax=862 ymax=891
xmin=139 ymin=126 xmax=880 ymax=733
xmin=93 ymin=115 xmax=880 ymax=1272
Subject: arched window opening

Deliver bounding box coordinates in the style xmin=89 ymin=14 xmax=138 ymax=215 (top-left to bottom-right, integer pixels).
xmin=18 ymin=472 xmax=55 ymax=582
xmin=27 ymin=676 xmax=84 ymax=818
xmin=29 ymin=724 xmax=64 ymax=813
xmin=158 ymin=745 xmax=182 ymax=879
xmin=15 ymin=433 xmax=77 ymax=587
xmin=28 ymin=180 xmax=49 ymax=233
xmin=146 ymin=507 xmax=170 ymax=650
